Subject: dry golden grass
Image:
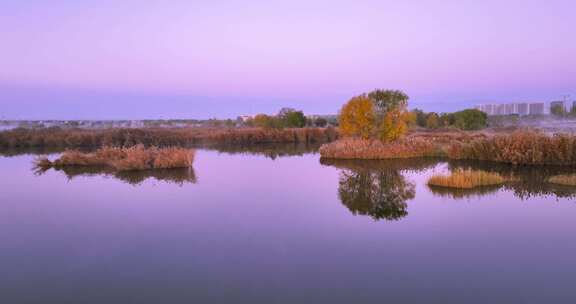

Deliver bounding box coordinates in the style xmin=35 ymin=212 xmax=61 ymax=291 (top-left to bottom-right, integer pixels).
xmin=548 ymin=174 xmax=576 ymax=186
xmin=447 ymin=130 xmax=576 ymax=165
xmin=319 ymin=137 xmax=442 ymax=159
xmin=37 ymin=145 xmax=195 ymax=171
xmin=427 ymin=169 xmax=507 ymax=189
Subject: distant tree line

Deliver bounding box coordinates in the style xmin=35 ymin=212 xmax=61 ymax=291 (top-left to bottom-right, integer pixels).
xmin=246 ymin=108 xmax=333 ymax=129
xmin=551 ymin=103 xmax=576 ymax=117
xmin=337 ymin=88 xmax=489 ymax=142
xmin=410 ymin=108 xmax=487 ymax=130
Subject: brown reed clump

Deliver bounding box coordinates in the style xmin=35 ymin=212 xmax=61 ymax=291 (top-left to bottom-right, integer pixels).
xmin=33 ymin=156 xmax=53 ymax=169
xmin=427 ymin=169 xmax=507 ymax=189
xmin=37 ymin=145 xmax=195 ymax=171
xmin=319 ymin=137 xmax=443 ymax=159
xmin=547 ymin=174 xmax=576 ymax=186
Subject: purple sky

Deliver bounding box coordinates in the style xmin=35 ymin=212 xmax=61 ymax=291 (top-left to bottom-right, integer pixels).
xmin=1 ymin=0 xmax=575 ymax=119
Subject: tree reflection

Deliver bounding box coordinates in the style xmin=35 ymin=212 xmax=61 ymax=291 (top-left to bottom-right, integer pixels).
xmin=35 ymin=165 xmax=197 ymax=186
xmin=338 ymin=170 xmax=414 ymax=220
xmin=322 ymin=158 xmax=437 ymax=221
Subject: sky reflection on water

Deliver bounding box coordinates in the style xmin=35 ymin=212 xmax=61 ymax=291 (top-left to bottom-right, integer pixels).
xmin=1 ymin=149 xmax=576 ymax=303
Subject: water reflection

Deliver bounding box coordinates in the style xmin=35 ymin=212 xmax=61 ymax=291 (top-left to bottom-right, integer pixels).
xmin=428 ymin=184 xmax=501 ymax=200
xmin=201 ymin=143 xmax=321 ymax=159
xmin=323 ymin=158 xmax=576 ymax=220
xmin=1 ymin=143 xmax=321 ymax=160
xmin=321 ymin=158 xmax=438 ymax=221
xmin=0 ymin=146 xmax=71 ymax=157
xmin=35 ymin=166 xmax=197 ymax=186
xmin=441 ymin=160 xmax=576 ymax=200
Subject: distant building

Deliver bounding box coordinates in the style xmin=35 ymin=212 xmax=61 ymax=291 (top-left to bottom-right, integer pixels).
xmin=494 ymin=104 xmax=505 ymax=115
xmin=476 ymin=104 xmax=496 ymax=115
xmin=517 ymin=103 xmax=529 ymax=115
xmin=505 ymin=104 xmax=516 ymax=115
xmin=476 ymin=102 xmax=546 ymax=116
xmin=529 ymin=103 xmax=545 ymax=115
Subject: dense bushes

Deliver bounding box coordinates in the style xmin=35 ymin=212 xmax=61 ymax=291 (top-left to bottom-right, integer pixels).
xmin=248 ymin=108 xmax=307 ymax=129
xmin=0 ymin=127 xmax=338 ymax=148
xmin=453 ymin=109 xmax=488 ymax=130
xmin=411 ymin=108 xmax=487 ymax=130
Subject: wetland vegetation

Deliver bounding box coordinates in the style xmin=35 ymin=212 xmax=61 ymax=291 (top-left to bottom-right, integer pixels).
xmin=35 ymin=145 xmax=195 ymax=171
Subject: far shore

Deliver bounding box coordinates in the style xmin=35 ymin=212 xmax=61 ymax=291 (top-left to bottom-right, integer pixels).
xmin=0 ymin=126 xmax=339 ymax=149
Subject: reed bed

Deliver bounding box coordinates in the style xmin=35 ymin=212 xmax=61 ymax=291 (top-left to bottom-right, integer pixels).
xmin=0 ymin=127 xmax=338 ymax=149
xmin=447 ymin=131 xmax=576 ymax=165
xmin=427 ymin=169 xmax=507 ymax=189
xmin=35 ymin=145 xmax=195 ymax=171
xmin=547 ymin=174 xmax=576 ymax=186
xmin=318 ymin=137 xmax=442 ymax=159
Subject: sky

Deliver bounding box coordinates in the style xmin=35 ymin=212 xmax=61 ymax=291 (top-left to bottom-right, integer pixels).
xmin=0 ymin=0 xmax=575 ymax=119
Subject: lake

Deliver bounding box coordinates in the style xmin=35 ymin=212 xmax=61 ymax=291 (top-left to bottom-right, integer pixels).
xmin=1 ymin=145 xmax=576 ymax=303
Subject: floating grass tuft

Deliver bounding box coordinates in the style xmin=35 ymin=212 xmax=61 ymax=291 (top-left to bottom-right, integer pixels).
xmin=428 ymin=169 xmax=507 ymax=189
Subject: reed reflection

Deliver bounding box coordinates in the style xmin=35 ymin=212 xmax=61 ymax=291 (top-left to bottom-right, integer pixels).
xmin=321 ymin=158 xmax=438 ymax=221
xmin=35 ymin=165 xmax=197 ymax=186
xmin=431 ymin=160 xmax=576 ymax=200
xmin=2 ymin=142 xmax=321 ymax=160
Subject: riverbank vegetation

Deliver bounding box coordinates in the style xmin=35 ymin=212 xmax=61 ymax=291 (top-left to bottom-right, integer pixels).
xmin=0 ymin=126 xmax=338 ymax=149
xmin=321 ymin=129 xmax=576 ymax=166
xmin=319 ymin=137 xmax=441 ymax=159
xmin=321 ymin=88 xmax=576 ymax=166
xmin=332 ymin=88 xmax=489 ymax=142
xmin=447 ymin=131 xmax=576 ymax=165
xmin=35 ymin=145 xmax=195 ymax=171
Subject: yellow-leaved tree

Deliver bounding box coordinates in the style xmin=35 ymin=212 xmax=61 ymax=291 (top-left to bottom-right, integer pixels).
xmin=369 ymin=89 xmax=410 ymax=142
xmin=379 ymin=109 xmax=411 ymax=142
xmin=339 ymin=95 xmax=375 ymax=139
xmin=339 ymin=89 xmax=411 ymax=142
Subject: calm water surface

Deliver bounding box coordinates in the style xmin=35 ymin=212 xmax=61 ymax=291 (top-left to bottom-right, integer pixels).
xmin=1 ymin=147 xmax=576 ymax=303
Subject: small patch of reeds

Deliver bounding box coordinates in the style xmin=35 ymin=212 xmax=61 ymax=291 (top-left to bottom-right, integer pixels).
xmin=427 ymin=169 xmax=507 ymax=189
xmin=35 ymin=145 xmax=195 ymax=171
